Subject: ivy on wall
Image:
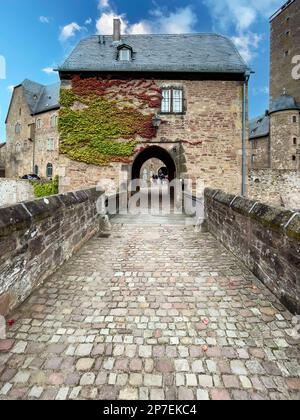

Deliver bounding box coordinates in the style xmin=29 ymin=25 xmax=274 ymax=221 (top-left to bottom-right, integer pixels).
xmin=31 ymin=176 xmax=59 ymax=198
xmin=59 ymin=76 xmax=162 ymax=166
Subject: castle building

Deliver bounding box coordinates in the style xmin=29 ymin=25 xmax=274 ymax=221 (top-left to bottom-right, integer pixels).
xmin=5 ymin=20 xmax=250 ymax=196
xmin=249 ymin=0 xmax=300 ymax=171
xmin=5 ymin=79 xmax=60 ymax=179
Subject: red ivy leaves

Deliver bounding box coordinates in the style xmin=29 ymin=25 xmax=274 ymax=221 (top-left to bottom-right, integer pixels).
xmin=71 ymin=76 xmax=163 ymax=109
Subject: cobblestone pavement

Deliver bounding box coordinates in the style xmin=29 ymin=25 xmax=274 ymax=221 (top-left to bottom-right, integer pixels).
xmin=0 ymin=224 xmax=299 ymax=400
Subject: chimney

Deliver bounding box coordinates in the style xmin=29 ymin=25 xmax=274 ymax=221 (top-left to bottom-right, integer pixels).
xmin=113 ymin=19 xmax=121 ymax=42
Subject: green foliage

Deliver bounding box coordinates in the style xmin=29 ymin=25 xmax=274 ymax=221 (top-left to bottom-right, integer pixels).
xmin=31 ymin=176 xmax=59 ymax=198
xmin=58 ymin=77 xmax=158 ymax=166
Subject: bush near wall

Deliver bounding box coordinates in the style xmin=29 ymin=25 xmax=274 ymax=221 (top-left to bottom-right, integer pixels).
xmin=59 ymin=76 xmax=162 ymax=166
xmin=31 ymin=176 xmax=59 ymax=198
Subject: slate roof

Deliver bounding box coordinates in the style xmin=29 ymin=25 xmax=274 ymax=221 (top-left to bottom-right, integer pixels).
xmin=270 ymin=94 xmax=300 ymax=114
xmin=59 ymin=34 xmax=250 ymax=74
xmin=21 ymin=79 xmax=60 ymax=115
xmin=249 ymin=114 xmax=270 ymax=140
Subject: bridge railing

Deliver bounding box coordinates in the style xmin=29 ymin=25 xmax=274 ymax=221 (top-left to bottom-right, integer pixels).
xmin=205 ymin=188 xmax=300 ymax=314
xmin=0 ymin=187 xmax=104 ymax=315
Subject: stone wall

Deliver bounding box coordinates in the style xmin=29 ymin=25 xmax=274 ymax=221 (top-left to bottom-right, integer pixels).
xmin=205 ymin=188 xmax=300 ymax=314
xmin=0 ymin=179 xmax=35 ymax=207
xmin=59 ymin=77 xmax=247 ymax=196
xmin=249 ymin=136 xmax=270 ymax=169
xmin=270 ymin=0 xmax=300 ymax=104
xmin=5 ymin=85 xmax=60 ymax=179
xmin=248 ymin=169 xmax=300 ymax=210
xmin=0 ymin=187 xmax=103 ymax=315
xmin=270 ymin=110 xmax=300 ymax=170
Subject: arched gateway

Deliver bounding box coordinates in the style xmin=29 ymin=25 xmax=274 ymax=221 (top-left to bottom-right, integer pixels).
xmin=131 ymin=146 xmax=176 ymax=181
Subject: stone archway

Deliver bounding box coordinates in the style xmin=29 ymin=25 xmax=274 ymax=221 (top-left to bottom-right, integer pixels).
xmin=131 ymin=146 xmax=176 ymax=181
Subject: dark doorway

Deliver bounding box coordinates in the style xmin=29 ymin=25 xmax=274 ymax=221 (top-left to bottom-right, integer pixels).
xmin=132 ymin=146 xmax=176 ymax=181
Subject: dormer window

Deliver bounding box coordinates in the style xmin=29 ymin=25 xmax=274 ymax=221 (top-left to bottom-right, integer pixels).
xmin=117 ymin=45 xmax=132 ymax=62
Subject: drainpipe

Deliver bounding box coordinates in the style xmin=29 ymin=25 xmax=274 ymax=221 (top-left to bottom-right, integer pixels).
xmin=242 ymin=71 xmax=251 ymax=196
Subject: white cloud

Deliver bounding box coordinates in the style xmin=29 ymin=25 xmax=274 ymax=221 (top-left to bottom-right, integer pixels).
xmin=7 ymin=85 xmax=14 ymax=93
xmin=96 ymin=5 xmax=197 ymax=35
xmin=96 ymin=12 xmax=128 ymax=35
xmin=59 ymin=22 xmax=83 ymax=42
xmin=203 ymin=0 xmax=283 ymax=63
xmin=231 ymin=32 xmax=262 ymax=62
xmin=42 ymin=67 xmax=56 ymax=74
xmin=98 ymin=0 xmax=110 ymax=9
xmin=85 ymin=17 xmax=92 ymax=25
xmin=39 ymin=16 xmax=50 ymax=24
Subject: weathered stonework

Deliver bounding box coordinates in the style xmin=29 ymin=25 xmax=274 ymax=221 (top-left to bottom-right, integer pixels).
xmin=59 ymin=78 xmax=247 ymax=195
xmin=0 ymin=179 xmax=34 ymax=207
xmin=270 ymin=110 xmax=300 ymax=170
xmin=0 ymin=187 xmax=103 ymax=314
xmin=270 ymin=0 xmax=300 ymax=104
xmin=249 ymin=136 xmax=270 ymax=169
xmin=5 ymin=85 xmax=59 ymax=179
xmin=248 ymin=169 xmax=300 ymax=210
xmin=205 ymin=188 xmax=300 ymax=314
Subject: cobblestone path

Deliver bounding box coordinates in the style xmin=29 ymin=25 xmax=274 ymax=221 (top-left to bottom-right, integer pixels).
xmin=0 ymin=224 xmax=299 ymax=400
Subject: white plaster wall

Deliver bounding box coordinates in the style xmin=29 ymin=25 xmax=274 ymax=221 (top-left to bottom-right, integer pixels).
xmin=0 ymin=179 xmax=35 ymax=207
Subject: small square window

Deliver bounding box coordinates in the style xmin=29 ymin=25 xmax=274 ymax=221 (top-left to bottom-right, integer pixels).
xmin=50 ymin=115 xmax=57 ymax=128
xmin=292 ymin=155 xmax=296 ymax=161
xmin=119 ymin=49 xmax=131 ymax=61
xmin=37 ymin=119 xmax=42 ymax=129
xmin=293 ymin=137 xmax=297 ymax=145
xmin=161 ymin=88 xmax=184 ymax=114
xmin=47 ymin=138 xmax=55 ymax=151
xmin=284 ymin=50 xmax=289 ymax=57
xmin=292 ymin=115 xmax=297 ymax=123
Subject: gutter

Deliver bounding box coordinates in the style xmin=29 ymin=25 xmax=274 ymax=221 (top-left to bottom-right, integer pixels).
xmin=242 ymin=71 xmax=252 ymax=196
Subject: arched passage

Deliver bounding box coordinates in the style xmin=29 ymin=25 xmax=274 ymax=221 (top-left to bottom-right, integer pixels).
xmin=132 ymin=146 xmax=176 ymax=181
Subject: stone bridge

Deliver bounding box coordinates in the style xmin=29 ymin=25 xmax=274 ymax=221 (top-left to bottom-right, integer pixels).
xmin=0 ymin=187 xmax=299 ymax=400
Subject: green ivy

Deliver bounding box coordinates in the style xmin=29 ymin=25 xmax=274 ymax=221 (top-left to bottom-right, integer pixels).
xmin=58 ymin=78 xmax=158 ymax=166
xmin=31 ymin=176 xmax=59 ymax=198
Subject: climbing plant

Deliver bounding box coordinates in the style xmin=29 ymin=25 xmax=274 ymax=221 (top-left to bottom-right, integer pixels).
xmin=59 ymin=76 xmax=162 ymax=166
xmin=31 ymin=176 xmax=59 ymax=198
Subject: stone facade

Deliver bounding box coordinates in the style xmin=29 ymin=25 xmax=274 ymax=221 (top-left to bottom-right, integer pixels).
xmin=205 ymin=188 xmax=300 ymax=314
xmin=0 ymin=187 xmax=103 ymax=315
xmin=0 ymin=144 xmax=5 ymax=177
xmin=249 ymin=136 xmax=270 ymax=169
xmin=270 ymin=0 xmax=300 ymax=104
xmin=0 ymin=179 xmax=34 ymax=207
xmin=249 ymin=169 xmax=300 ymax=210
xmin=59 ymin=78 xmax=247 ymax=196
xmin=5 ymin=84 xmax=59 ymax=179
xmin=270 ymin=110 xmax=300 ymax=169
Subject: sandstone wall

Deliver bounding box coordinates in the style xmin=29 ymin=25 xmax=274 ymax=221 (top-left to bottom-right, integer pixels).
xmin=205 ymin=188 xmax=300 ymax=314
xmin=248 ymin=169 xmax=300 ymax=210
xmin=249 ymin=136 xmax=270 ymax=169
xmin=0 ymin=179 xmax=35 ymax=207
xmin=0 ymin=187 xmax=103 ymax=315
xmin=270 ymin=0 xmax=300 ymax=104
xmin=59 ymin=78 xmax=247 ymax=196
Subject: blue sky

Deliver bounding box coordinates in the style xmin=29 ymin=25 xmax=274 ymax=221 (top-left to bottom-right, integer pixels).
xmin=0 ymin=0 xmax=285 ymax=141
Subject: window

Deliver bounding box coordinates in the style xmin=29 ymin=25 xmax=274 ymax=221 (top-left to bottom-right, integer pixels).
xmin=119 ymin=48 xmax=131 ymax=61
xmin=161 ymin=88 xmax=184 ymax=114
xmin=292 ymin=115 xmax=297 ymax=123
xmin=50 ymin=114 xmax=58 ymax=128
xmin=37 ymin=119 xmax=42 ymax=129
xmin=293 ymin=137 xmax=297 ymax=145
xmin=19 ymin=108 xmax=22 ymax=116
xmin=292 ymin=155 xmax=296 ymax=161
xmin=251 ymin=155 xmax=256 ymax=164
xmin=15 ymin=143 xmax=21 ymax=153
xmin=251 ymin=140 xmax=258 ymax=150
xmin=15 ymin=123 xmax=21 ymax=134
xmin=47 ymin=138 xmax=55 ymax=151
xmin=284 ymin=50 xmax=289 ymax=57
xmin=34 ymin=165 xmax=39 ymax=176
xmin=46 ymin=163 xmax=53 ymax=178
